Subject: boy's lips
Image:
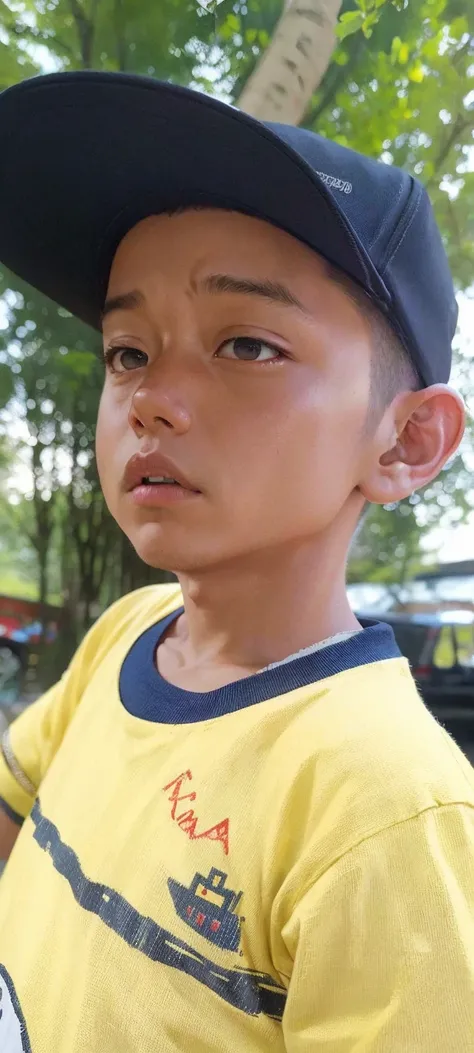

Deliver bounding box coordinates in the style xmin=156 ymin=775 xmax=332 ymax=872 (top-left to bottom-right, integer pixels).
xmin=123 ymin=451 xmax=201 ymax=502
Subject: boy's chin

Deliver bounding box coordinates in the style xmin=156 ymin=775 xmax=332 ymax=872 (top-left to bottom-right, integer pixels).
xmin=126 ymin=523 xmax=216 ymax=575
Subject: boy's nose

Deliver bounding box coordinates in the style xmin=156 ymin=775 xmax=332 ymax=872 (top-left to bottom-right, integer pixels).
xmin=129 ymin=384 xmax=192 ymax=436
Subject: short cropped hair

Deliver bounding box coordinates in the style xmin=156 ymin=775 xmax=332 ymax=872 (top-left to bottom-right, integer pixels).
xmin=326 ymin=264 xmax=421 ymax=425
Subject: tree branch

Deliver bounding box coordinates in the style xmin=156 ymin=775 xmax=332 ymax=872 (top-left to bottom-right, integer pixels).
xmin=7 ymin=20 xmax=75 ymax=59
xmin=303 ymin=34 xmax=365 ymax=127
xmin=51 ymin=36 xmax=76 ymax=60
xmin=426 ymin=114 xmax=474 ymax=189
xmin=69 ymin=0 xmax=95 ymax=68
xmin=114 ymin=0 xmax=127 ymax=71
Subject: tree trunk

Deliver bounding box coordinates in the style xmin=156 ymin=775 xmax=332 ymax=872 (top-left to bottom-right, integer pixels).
xmin=69 ymin=0 xmax=98 ymax=69
xmin=114 ymin=0 xmax=128 ymax=71
xmin=38 ymin=549 xmax=48 ymax=610
xmin=237 ymin=0 xmax=344 ymax=125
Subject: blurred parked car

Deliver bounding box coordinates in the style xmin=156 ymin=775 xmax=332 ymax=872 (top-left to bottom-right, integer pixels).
xmin=0 ymin=635 xmax=28 ymax=710
xmin=357 ymin=609 xmax=474 ymax=746
xmin=0 ymin=594 xmax=62 ymax=719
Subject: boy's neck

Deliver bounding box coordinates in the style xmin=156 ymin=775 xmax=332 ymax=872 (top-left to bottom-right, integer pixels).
xmin=170 ymin=537 xmax=360 ymax=677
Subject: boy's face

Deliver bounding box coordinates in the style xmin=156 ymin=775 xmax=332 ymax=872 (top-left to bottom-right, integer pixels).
xmin=96 ymin=210 xmax=380 ymax=571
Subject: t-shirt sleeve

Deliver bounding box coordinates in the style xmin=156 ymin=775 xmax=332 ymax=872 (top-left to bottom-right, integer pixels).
xmin=0 ymin=583 xmax=180 ymax=825
xmin=0 ymin=681 xmax=70 ymax=823
xmin=0 ymin=616 xmax=108 ymax=825
xmin=282 ymin=803 xmax=474 ymax=1052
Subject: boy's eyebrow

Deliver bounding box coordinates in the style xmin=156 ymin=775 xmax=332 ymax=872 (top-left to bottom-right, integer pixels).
xmin=101 ymin=275 xmax=310 ymax=323
xmin=199 ymin=273 xmax=310 ymax=315
xmin=101 ymin=289 xmax=145 ymax=322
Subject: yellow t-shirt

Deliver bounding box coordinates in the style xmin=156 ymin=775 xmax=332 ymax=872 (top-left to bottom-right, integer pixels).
xmin=0 ymin=584 xmax=473 ymax=1052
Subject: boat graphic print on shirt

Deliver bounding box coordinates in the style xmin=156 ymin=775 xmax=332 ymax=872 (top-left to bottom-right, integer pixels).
xmin=26 ymin=798 xmax=287 ymax=1021
xmin=168 ymin=868 xmax=244 ymax=952
xmin=0 ymin=965 xmax=32 ymax=1053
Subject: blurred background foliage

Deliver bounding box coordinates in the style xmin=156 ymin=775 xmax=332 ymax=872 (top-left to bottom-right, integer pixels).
xmin=0 ymin=0 xmax=472 ymax=684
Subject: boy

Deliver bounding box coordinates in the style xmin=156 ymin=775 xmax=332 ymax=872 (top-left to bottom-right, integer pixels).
xmin=0 ymin=71 xmax=472 ymax=1052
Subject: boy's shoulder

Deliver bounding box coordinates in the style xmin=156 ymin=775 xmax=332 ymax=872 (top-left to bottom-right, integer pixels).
xmin=268 ymin=656 xmax=474 ymax=874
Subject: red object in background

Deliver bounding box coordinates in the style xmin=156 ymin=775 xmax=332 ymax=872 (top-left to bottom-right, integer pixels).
xmin=0 ymin=594 xmax=62 ymax=643
xmin=0 ymin=615 xmax=23 ymax=637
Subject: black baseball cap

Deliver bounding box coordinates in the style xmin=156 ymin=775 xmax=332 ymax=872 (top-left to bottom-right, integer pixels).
xmin=0 ymin=71 xmax=457 ymax=386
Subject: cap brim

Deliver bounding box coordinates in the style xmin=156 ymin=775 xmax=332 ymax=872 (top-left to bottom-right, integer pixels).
xmin=0 ymin=72 xmax=385 ymax=329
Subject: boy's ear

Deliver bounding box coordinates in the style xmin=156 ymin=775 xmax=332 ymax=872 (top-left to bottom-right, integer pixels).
xmin=359 ymin=385 xmax=465 ymax=506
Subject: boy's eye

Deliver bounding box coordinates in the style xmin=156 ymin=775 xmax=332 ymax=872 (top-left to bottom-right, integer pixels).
xmin=104 ymin=346 xmax=148 ymax=373
xmin=216 ymin=336 xmax=284 ymax=363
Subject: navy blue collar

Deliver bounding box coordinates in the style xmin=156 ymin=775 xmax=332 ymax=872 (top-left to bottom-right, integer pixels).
xmin=119 ymin=612 xmax=401 ymax=725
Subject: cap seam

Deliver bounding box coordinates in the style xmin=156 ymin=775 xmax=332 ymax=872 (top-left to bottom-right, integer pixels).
xmin=367 ymin=175 xmax=406 ymax=253
xmin=381 ymin=182 xmax=422 ymax=271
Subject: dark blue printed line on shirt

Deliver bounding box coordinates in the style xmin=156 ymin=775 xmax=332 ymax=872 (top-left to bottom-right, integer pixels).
xmin=30 ymin=800 xmax=287 ymax=1022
